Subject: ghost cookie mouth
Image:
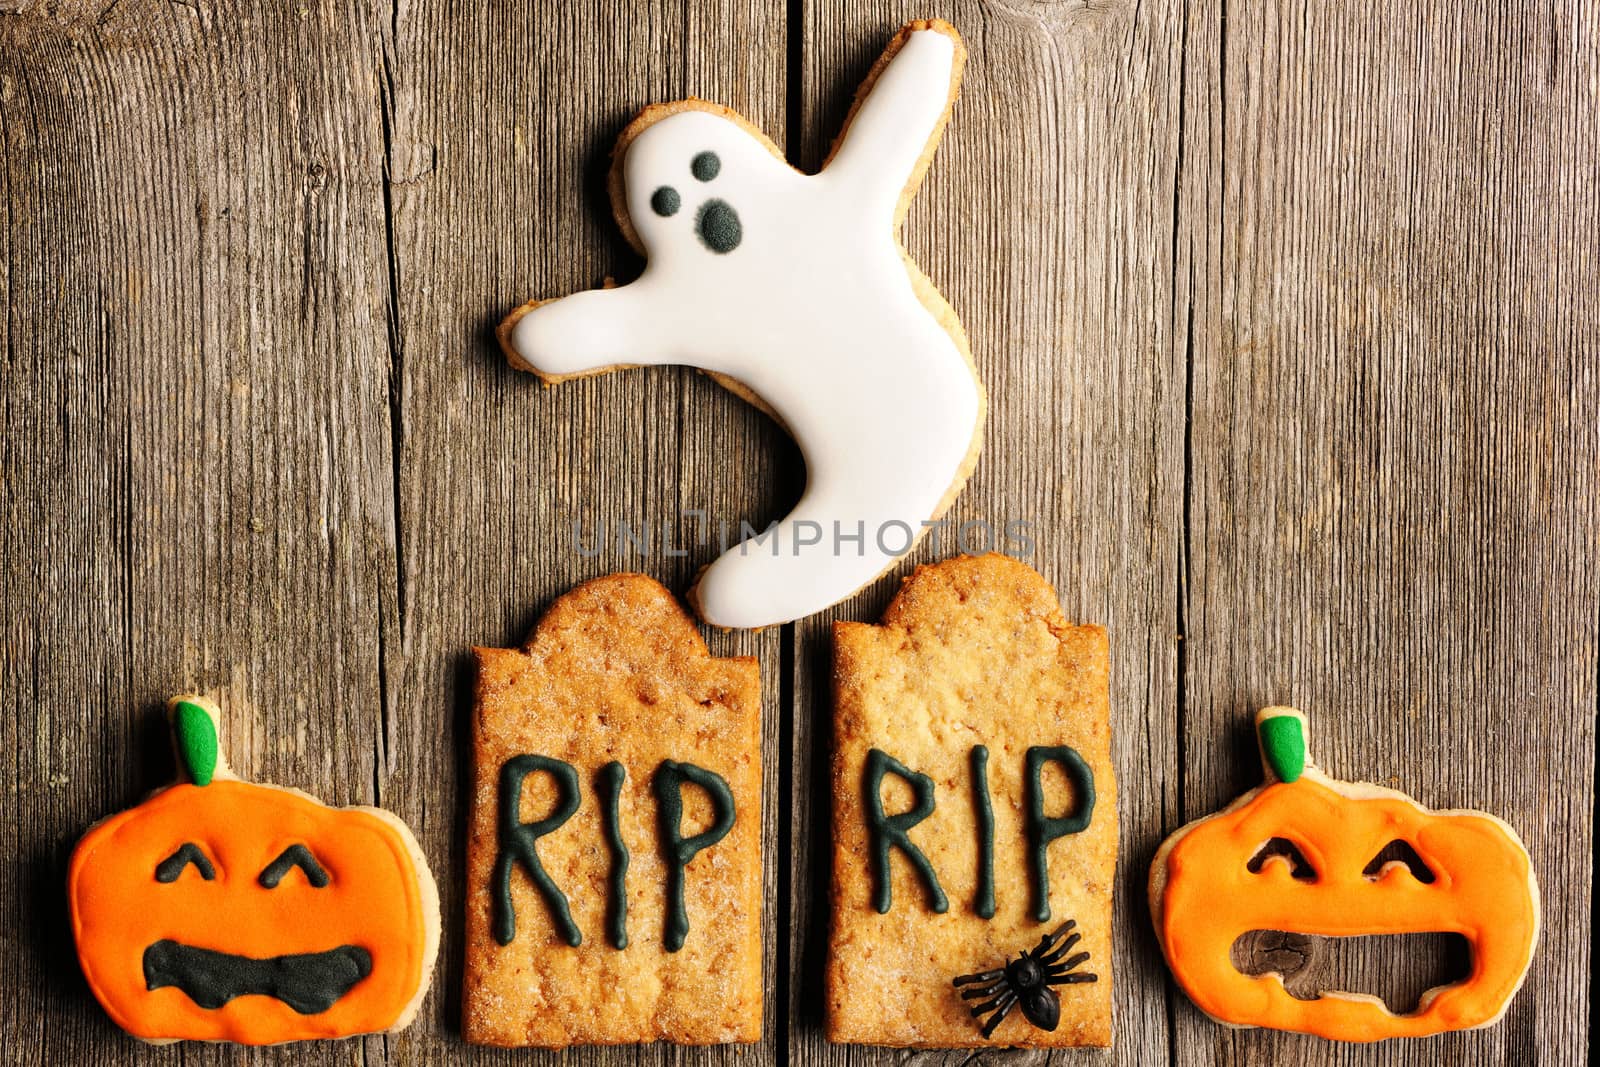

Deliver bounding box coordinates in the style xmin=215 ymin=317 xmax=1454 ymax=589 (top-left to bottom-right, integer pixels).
xmin=142 ymin=939 xmax=373 ymax=1014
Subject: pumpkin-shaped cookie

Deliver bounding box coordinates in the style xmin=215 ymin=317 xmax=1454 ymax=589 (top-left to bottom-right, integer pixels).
xmin=1149 ymin=708 xmax=1539 ymax=1041
xmin=69 ymin=696 xmax=439 ymax=1045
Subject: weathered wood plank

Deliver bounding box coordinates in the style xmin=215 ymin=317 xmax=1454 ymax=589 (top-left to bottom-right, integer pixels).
xmin=379 ymin=1 xmax=789 ymax=1063
xmin=1 ymin=1 xmax=1595 ymax=1064
xmin=0 ymin=1 xmax=400 ymax=1064
xmin=789 ymin=3 xmax=1185 ymax=1066
xmin=1171 ymin=1 xmax=1598 ymax=1064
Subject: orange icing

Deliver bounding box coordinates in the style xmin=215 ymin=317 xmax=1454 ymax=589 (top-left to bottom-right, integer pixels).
xmin=1156 ymin=776 xmax=1538 ymax=1041
xmin=69 ymin=780 xmax=429 ymax=1044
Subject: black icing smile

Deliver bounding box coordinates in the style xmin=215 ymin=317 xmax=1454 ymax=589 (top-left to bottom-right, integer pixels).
xmin=142 ymin=939 xmax=372 ymax=1014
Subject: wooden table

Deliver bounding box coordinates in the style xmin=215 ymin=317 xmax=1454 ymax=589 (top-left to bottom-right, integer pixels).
xmin=3 ymin=2 xmax=1594 ymax=1064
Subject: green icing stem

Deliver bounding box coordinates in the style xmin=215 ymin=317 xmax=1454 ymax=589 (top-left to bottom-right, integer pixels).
xmin=1258 ymin=713 xmax=1307 ymax=783
xmin=172 ymin=701 xmax=218 ymax=786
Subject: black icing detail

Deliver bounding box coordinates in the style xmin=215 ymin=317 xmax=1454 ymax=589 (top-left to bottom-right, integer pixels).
xmin=970 ymin=746 xmax=996 ymax=919
xmin=952 ymin=921 xmax=1097 ymax=1040
xmin=156 ymin=843 xmax=216 ymax=884
xmin=691 ymin=150 xmax=721 ymax=181
xmin=863 ymin=748 xmax=948 ymax=915
xmin=258 ymin=844 xmax=331 ymax=889
xmin=695 ymin=199 xmax=741 ymax=253
xmin=650 ymin=186 xmax=681 ymax=217
xmin=143 ymin=939 xmax=371 ymax=1015
xmin=493 ymin=754 xmax=582 ymax=947
xmin=653 ymin=760 xmax=736 ymax=953
xmin=597 ymin=760 xmax=631 ymax=950
xmin=1024 ymin=745 xmax=1095 ymax=923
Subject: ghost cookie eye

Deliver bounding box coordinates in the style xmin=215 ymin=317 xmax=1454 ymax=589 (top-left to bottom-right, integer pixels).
xmin=650 ymin=186 xmax=681 ymax=217
xmin=691 ymin=150 xmax=721 ymax=181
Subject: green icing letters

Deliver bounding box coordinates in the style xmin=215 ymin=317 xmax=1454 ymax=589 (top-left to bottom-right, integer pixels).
xmin=863 ymin=748 xmax=949 ymax=915
xmin=172 ymin=700 xmax=218 ymax=787
xmin=653 ymin=760 xmax=736 ymax=953
xmin=596 ymin=760 xmax=630 ymax=950
xmin=1024 ymin=745 xmax=1095 ymax=923
xmin=969 ymin=745 xmax=996 ymax=919
xmin=493 ymin=754 xmax=582 ymax=947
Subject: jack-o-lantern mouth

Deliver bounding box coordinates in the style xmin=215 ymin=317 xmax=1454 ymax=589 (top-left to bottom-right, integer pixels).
xmin=1231 ymin=929 xmax=1472 ymax=1014
xmin=142 ymin=939 xmax=373 ymax=1015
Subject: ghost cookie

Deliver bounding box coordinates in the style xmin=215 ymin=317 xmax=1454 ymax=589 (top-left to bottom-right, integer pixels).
xmin=462 ymin=574 xmax=763 ymax=1046
xmin=827 ymin=554 xmax=1116 ymax=1047
xmin=500 ymin=19 xmax=985 ymax=630
xmin=68 ymin=696 xmax=440 ymax=1045
xmin=1150 ymin=708 xmax=1540 ymax=1041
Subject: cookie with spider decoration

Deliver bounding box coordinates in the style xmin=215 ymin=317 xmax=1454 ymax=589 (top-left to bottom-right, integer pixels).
xmin=826 ymin=554 xmax=1116 ymax=1047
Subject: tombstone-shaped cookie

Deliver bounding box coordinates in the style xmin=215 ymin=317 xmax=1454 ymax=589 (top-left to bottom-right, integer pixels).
xmin=827 ymin=554 xmax=1116 ymax=1047
xmin=462 ymin=574 xmax=762 ymax=1046
xmin=499 ymin=19 xmax=985 ymax=630
xmin=69 ymin=696 xmax=440 ymax=1045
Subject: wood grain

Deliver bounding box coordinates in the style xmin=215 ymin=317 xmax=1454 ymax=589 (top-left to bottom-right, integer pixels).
xmin=3 ymin=2 xmax=402 ymax=1064
xmin=1172 ymin=1 xmax=1597 ymax=1063
xmin=1 ymin=1 xmax=1594 ymax=1065
xmin=791 ymin=2 xmax=1184 ymax=1066
xmin=377 ymin=1 xmax=788 ymax=1063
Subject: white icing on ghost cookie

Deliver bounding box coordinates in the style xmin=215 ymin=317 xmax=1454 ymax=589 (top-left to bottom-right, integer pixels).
xmin=502 ymin=20 xmax=984 ymax=629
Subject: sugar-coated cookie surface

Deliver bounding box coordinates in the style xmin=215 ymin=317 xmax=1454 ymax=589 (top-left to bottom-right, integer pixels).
xmin=827 ymin=554 xmax=1116 ymax=1047
xmin=68 ymin=696 xmax=440 ymax=1046
xmin=1149 ymin=708 xmax=1541 ymax=1042
xmin=462 ymin=574 xmax=763 ymax=1046
xmin=500 ymin=20 xmax=985 ymax=630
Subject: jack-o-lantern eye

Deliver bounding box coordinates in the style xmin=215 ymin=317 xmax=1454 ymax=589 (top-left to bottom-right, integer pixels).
xmin=155 ymin=843 xmax=216 ymax=883
xmin=258 ymin=844 xmax=331 ymax=889
xmin=1362 ymin=839 xmax=1436 ymax=884
xmin=1246 ymin=837 xmax=1316 ymax=881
